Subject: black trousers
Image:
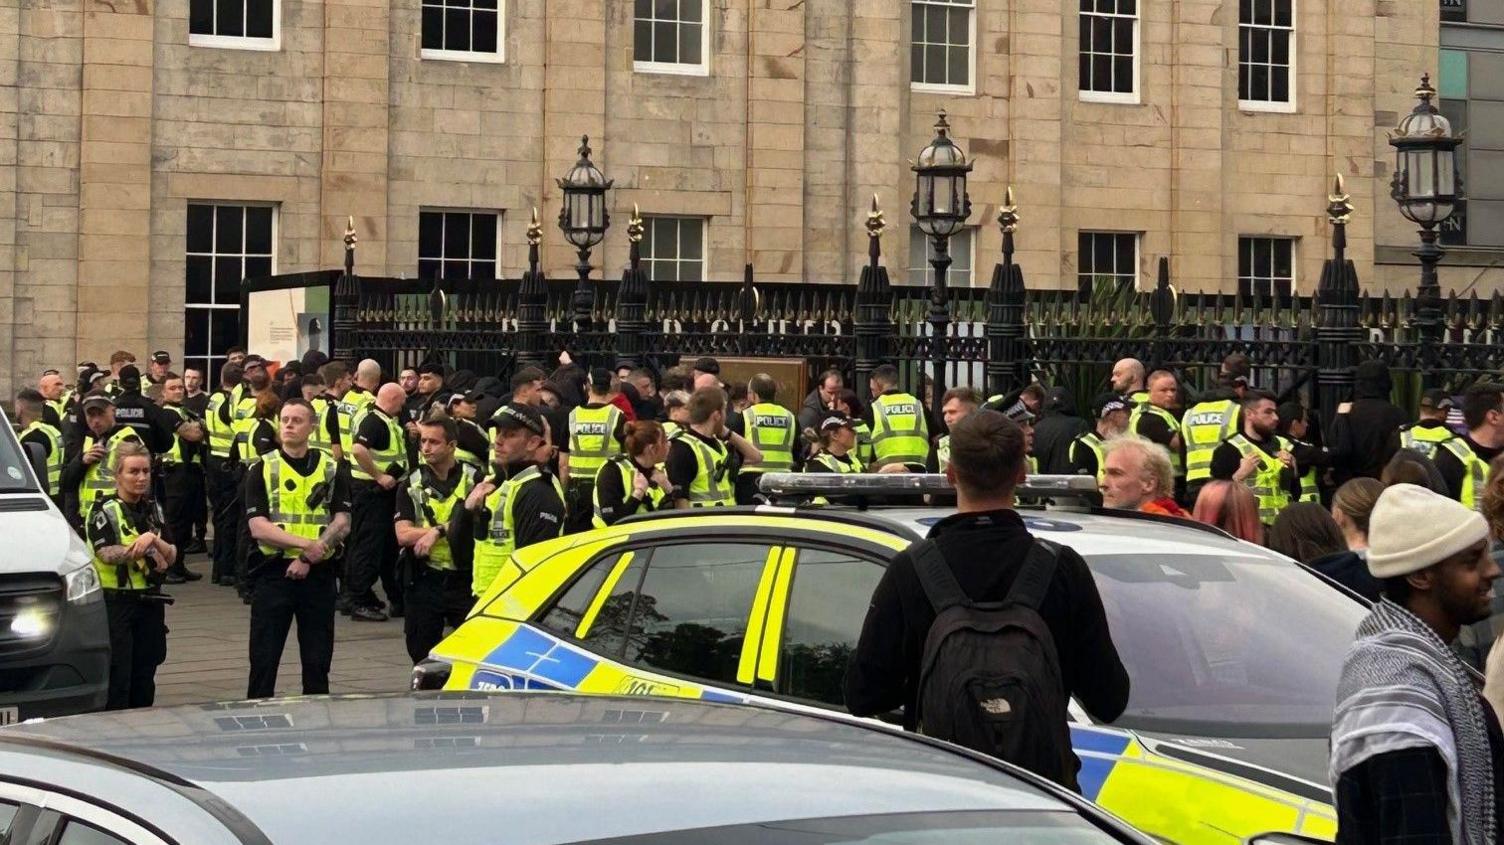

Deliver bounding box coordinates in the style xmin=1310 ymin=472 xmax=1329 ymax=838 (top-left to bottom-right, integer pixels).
xmin=206 ymin=458 xmax=240 ymax=581
xmin=347 ymin=483 xmax=401 ymax=609
xmin=247 ymin=557 xmax=337 ymax=699
xmin=564 ymin=480 xmax=595 ymax=535
xmin=404 ymin=566 xmax=474 ymax=664
xmin=103 ymin=591 xmax=167 ymax=710
xmin=161 ymin=463 xmax=203 ymax=561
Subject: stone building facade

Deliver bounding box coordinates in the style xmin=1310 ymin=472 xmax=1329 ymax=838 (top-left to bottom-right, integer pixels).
xmin=0 ymin=0 xmax=1453 ymax=396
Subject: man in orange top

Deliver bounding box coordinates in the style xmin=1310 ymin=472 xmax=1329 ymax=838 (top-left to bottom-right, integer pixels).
xmin=1100 ymin=435 xmax=1187 ymax=517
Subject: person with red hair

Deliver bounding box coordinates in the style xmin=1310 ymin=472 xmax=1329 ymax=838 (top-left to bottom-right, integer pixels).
xmin=1192 ymin=479 xmax=1264 ymax=544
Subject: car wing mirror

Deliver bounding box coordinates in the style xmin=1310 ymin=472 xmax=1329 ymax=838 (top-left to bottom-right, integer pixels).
xmin=1246 ymin=835 xmax=1328 ymax=845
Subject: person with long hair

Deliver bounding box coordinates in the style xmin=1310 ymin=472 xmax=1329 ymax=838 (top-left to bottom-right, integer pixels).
xmin=592 ymin=420 xmax=673 ymax=527
xmin=1191 ymin=480 xmax=1264 ymax=544
xmin=1311 ymin=478 xmax=1386 ymax=600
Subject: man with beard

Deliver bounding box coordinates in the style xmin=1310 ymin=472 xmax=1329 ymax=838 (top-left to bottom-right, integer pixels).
xmin=1209 ymin=389 xmax=1302 ymax=526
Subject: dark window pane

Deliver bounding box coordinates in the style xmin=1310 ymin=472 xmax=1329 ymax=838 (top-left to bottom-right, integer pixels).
xmin=419 ymin=212 xmax=443 ymax=258
xmin=1076 ymin=232 xmax=1092 ymax=273
xmin=245 ymin=207 xmax=272 ymax=254
xmin=635 ymin=19 xmax=653 ymax=61
xmin=1078 ymin=52 xmax=1091 ymax=91
xmin=190 ymin=0 xmax=214 ymax=34
xmin=185 ymin=309 xmax=211 ymax=358
xmin=1092 ymin=16 xmax=1111 ymax=52
xmin=1239 ymin=61 xmax=1249 ymax=99
xmin=246 ymin=0 xmax=272 ymax=38
xmin=1271 ymin=65 xmax=1289 ymax=102
xmin=777 ymin=550 xmax=884 ymax=705
xmin=1251 ymin=29 xmax=1269 ymax=63
xmin=1253 ymin=238 xmax=1272 ymax=276
xmin=471 ymin=213 xmax=497 ymax=259
xmin=683 ymin=260 xmax=703 ymax=282
xmin=474 ymin=0 xmax=496 ymax=8
xmin=1094 ymin=233 xmax=1113 ymax=270
xmin=442 ymin=259 xmax=468 ymax=280
xmin=1114 ymin=56 xmax=1132 ymax=92
xmin=211 ymin=309 xmax=240 ymax=354
xmin=1251 ymin=64 xmax=1268 ymax=100
xmin=657 ymin=220 xmax=678 ymax=256
xmin=681 ymin=21 xmax=701 ymax=65
xmin=444 ymin=8 xmax=470 ymax=50
xmin=444 ymin=212 xmax=471 ymax=258
xmin=186 ymin=255 xmax=213 ymax=305
xmin=215 ymin=206 xmax=243 ymax=254
xmin=1273 ymin=240 xmax=1292 ymax=277
xmin=1254 ymin=0 xmax=1271 ymax=25
xmin=1238 ymin=239 xmax=1252 ymax=277
xmin=681 ymin=221 xmax=703 ymax=259
xmin=654 ymin=0 xmax=675 ymax=20
xmin=1239 ymin=0 xmax=1251 ymax=23
xmin=418 ymin=259 xmax=441 ymax=280
xmin=1239 ymin=26 xmax=1251 ymax=63
xmin=1115 ymin=234 xmax=1134 ymax=273
xmin=681 ymin=0 xmax=702 ymax=22
xmin=620 ymin=543 xmax=768 ymax=685
xmin=925 ymin=6 xmax=946 ymax=42
xmin=244 ymin=256 xmax=271 ymax=281
xmin=472 ymin=9 xmax=497 ymax=53
xmin=422 ymin=6 xmax=444 ymax=49
xmin=654 ymin=21 xmax=677 ymax=62
xmin=1274 ymin=0 xmax=1291 ymax=27
xmin=660 ymin=260 xmax=680 ymax=283
xmin=214 ymin=257 xmax=243 ymax=305
xmin=540 ymin=553 xmax=626 ymax=638
xmin=1272 ymin=29 xmax=1289 ymax=64
xmin=187 ymin=204 xmax=214 ymax=254
xmin=581 ymin=554 xmax=647 ymax=658
xmin=1119 ymin=0 xmax=1135 ymax=13
xmin=1080 ymin=0 xmax=1092 ymax=11
xmin=1114 ymin=17 xmax=1133 ymax=55
xmin=215 ymin=0 xmax=243 ymax=37
xmin=947 ymin=44 xmax=966 ymax=85
xmin=925 ymin=44 xmax=945 ymax=83
xmin=471 ymin=260 xmax=495 ymax=280
xmin=635 ymin=0 xmax=652 ymax=18
xmin=1079 ymin=14 xmax=1091 ymax=52
xmin=911 ymin=43 xmax=925 ymax=81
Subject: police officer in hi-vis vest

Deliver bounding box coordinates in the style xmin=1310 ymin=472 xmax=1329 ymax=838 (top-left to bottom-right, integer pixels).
xmin=1128 ymin=370 xmax=1185 ymax=501
xmin=735 ymin=373 xmax=804 ymax=503
xmin=563 ymin=368 xmax=627 ymax=532
xmin=62 ymin=394 xmax=146 ymax=533
xmin=866 ymin=364 xmax=932 ymax=472
xmin=467 ymin=404 xmax=565 ymax=598
xmin=15 ymin=389 xmax=64 ymax=511
xmin=1209 ymin=390 xmax=1302 ymax=525
xmin=244 ymin=399 xmax=351 ymax=699
xmin=592 ymin=421 xmax=673 ymax=528
xmin=85 ymin=441 xmax=175 ymax=710
xmin=804 ymin=412 xmax=865 ymax=474
xmin=929 ymin=387 xmax=982 ymax=474
xmin=1396 ymin=389 xmax=1461 ymax=462
xmin=156 ymin=373 xmax=207 ymax=583
xmin=346 ymin=382 xmax=410 ymax=622
xmin=397 ymin=415 xmax=480 ymax=664
xmin=666 ymin=387 xmax=763 ymax=509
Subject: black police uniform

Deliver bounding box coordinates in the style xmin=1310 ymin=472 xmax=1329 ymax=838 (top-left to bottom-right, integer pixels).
xmin=159 ymin=402 xmax=204 ymax=576
xmin=204 ymin=387 xmax=239 ymax=584
xmin=235 ymin=416 xmax=281 ymax=601
xmin=85 ymin=494 xmax=170 ymax=710
xmin=243 ymin=449 xmax=351 ymax=699
xmin=398 ymin=462 xmax=478 ymax=664
xmin=182 ymin=390 xmax=212 ymax=548
xmin=346 ymin=410 xmax=407 ymax=617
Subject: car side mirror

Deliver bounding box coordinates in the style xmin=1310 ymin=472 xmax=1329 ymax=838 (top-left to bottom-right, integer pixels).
xmin=22 ymin=441 xmax=46 ymax=489
xmin=1245 ymin=835 xmax=1328 ymax=845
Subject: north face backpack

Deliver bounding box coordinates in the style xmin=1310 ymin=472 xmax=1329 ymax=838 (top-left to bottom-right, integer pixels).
xmin=911 ymin=537 xmax=1078 ymax=790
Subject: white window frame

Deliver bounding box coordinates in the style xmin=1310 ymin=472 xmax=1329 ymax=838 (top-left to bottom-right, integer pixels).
xmin=1077 ymin=230 xmax=1141 ymax=293
xmin=640 ymin=216 xmax=709 ymax=282
xmin=187 ymin=0 xmax=281 ymax=52
xmin=184 ymin=201 xmax=278 ymax=379
xmin=908 ymin=226 xmax=977 ymax=287
xmin=909 ymin=0 xmax=977 ymax=95
xmin=1238 ymin=0 xmax=1297 ymax=113
xmin=633 ymin=0 xmax=711 ymax=77
xmin=1077 ymin=0 xmax=1140 ymax=105
xmin=420 ymin=0 xmax=506 ymax=64
xmin=417 ymin=208 xmax=505 ymax=281
xmin=1237 ymin=235 xmax=1297 ymax=297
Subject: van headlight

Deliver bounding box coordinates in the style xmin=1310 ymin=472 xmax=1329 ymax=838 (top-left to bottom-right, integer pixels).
xmin=64 ymin=565 xmax=102 ymax=604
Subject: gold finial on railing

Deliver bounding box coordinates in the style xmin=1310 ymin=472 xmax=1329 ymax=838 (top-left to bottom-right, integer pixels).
xmin=526 ymin=207 xmax=542 ymax=246
xmin=628 ymin=203 xmax=644 ymax=243
xmin=865 ymin=194 xmax=886 ymax=239
xmin=998 ymin=186 xmax=1019 ymax=234
xmin=1327 ymin=173 xmax=1353 ymax=225
xmin=343 ymin=215 xmax=357 ymax=249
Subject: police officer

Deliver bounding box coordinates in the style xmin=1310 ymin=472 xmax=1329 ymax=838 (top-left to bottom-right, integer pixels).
xmin=346 ymin=383 xmax=409 ymax=621
xmin=1180 ymin=365 xmax=1247 ymax=505
xmin=736 ymin=373 xmax=802 ymax=503
xmin=930 ymin=387 xmax=982 ymax=473
xmin=1128 ymin=370 xmax=1185 ymax=499
xmin=866 ymin=364 xmax=931 ymax=472
xmin=235 ymin=389 xmax=283 ymax=603
xmin=1431 ymin=383 xmax=1504 ymax=511
xmin=299 ymin=371 xmax=331 ymax=450
xmin=244 ymin=399 xmax=351 ymax=698
xmin=563 ymin=369 xmax=627 ymax=531
xmin=110 ymin=365 xmax=176 ymax=455
xmin=1110 ymin=358 xmax=1148 ymax=409
xmin=1209 ymin=390 xmax=1302 ymax=525
xmin=1276 ymin=402 xmax=1328 ymax=504
xmin=466 ymin=404 xmax=565 ymax=598
xmin=665 ymin=387 xmax=761 ymax=508
xmin=397 ymin=416 xmax=480 ymax=664
xmin=180 ymin=366 xmax=211 ymax=553
xmin=103 ymin=351 xmax=136 ymax=398
xmin=37 ymin=370 xmax=70 ymax=429
xmin=1069 ymin=394 xmax=1130 ymax=483
xmin=232 ymin=356 xmax=273 ymax=462
xmin=62 ymin=394 xmax=146 ymax=531
xmin=85 ymin=441 xmax=174 ymax=710
xmin=662 ymin=390 xmax=691 ymax=439
xmin=1396 ymin=389 xmax=1460 ymax=461
xmin=805 ymin=412 xmax=865 ymax=474
xmin=157 ymin=373 xmax=206 ymax=583
xmin=316 ymin=361 xmax=353 ymax=462
xmin=835 ymin=389 xmax=875 ymax=468
xmin=203 ymin=362 xmax=243 ymax=585
xmin=445 ymin=391 xmax=492 ymax=471
xmin=15 ymin=389 xmax=64 ymax=510
xmin=592 ymin=421 xmax=672 ymax=527
xmin=146 ymin=350 xmax=172 ymax=387
xmin=336 ymin=359 xmax=381 ymax=464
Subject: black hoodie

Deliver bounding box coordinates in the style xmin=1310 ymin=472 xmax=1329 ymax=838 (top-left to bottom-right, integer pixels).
xmin=1329 ymin=360 xmax=1408 ymax=485
xmin=1033 ymin=387 xmax=1090 ymax=475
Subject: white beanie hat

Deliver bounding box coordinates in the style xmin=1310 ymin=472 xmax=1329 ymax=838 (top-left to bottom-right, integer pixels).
xmin=1367 ymin=483 xmax=1490 ymax=579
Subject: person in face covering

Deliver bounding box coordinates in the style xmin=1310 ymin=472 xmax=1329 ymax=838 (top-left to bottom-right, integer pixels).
xmin=1031 ymin=386 xmax=1091 ymax=475
xmin=1328 ymin=360 xmax=1408 ymax=486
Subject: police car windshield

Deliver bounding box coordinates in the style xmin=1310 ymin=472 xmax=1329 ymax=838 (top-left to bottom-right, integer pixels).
xmin=1088 ymin=552 xmax=1366 ymax=738
xmin=0 ymin=419 xmax=40 ymax=494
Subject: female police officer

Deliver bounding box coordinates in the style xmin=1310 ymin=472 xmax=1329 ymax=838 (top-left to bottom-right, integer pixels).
xmin=85 ymin=440 xmax=175 ymax=710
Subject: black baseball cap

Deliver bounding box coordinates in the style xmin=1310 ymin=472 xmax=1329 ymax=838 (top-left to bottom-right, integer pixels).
xmin=151 ymin=350 xmax=171 ymax=364
xmin=1420 ymin=389 xmax=1455 ymax=410
xmin=243 ymin=354 xmax=267 ymax=368
xmin=118 ymin=364 xmax=141 ymax=385
xmin=692 ymin=357 xmax=720 ymax=375
xmin=1092 ymin=393 xmax=1128 ymax=419
xmin=491 ymin=403 xmax=545 ymax=436
xmin=81 ymin=393 xmax=114 ymax=412
xmin=819 ymin=411 xmax=857 ymax=432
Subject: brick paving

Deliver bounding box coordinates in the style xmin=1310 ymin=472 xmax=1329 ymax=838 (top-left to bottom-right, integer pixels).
xmin=154 ymin=552 xmax=415 ymax=706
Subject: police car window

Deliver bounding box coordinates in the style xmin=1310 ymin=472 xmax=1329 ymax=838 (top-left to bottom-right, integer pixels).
xmin=777 ymin=548 xmax=885 ymax=706
xmin=539 ymin=552 xmax=627 ymax=639
xmin=580 ymin=554 xmax=649 ymax=659
xmin=58 ymin=820 xmax=131 ymax=845
xmin=0 ymin=421 xmax=39 ymax=494
xmin=619 ymin=543 xmax=770 ymax=685
xmin=0 ymin=801 xmax=16 ymax=837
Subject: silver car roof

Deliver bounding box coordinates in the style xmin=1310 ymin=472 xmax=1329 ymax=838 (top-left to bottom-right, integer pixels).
xmin=1 ymin=693 xmax=1085 ymax=844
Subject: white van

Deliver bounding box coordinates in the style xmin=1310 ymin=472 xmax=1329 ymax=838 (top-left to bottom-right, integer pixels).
xmin=0 ymin=408 xmax=108 ymax=722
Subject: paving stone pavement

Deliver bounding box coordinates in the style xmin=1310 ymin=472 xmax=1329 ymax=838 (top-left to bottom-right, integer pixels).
xmin=153 ymin=552 xmax=416 ymax=706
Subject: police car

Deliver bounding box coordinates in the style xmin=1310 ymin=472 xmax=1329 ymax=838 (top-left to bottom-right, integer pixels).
xmin=418 ymin=474 xmax=1363 ymax=844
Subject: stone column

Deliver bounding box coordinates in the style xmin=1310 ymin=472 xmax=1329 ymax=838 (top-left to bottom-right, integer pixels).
xmin=0 ymin=3 xmax=18 ymax=399
xmin=320 ymin=0 xmax=390 ymax=271
xmin=746 ymin=0 xmax=806 ymax=280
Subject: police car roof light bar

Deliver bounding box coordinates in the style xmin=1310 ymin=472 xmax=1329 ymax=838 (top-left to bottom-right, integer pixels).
xmin=755 ymin=473 xmax=1100 ymax=501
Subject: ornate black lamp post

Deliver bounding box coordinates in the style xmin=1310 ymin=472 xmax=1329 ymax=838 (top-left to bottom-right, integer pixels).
xmin=557 ymin=135 xmax=613 ymax=332
xmin=909 ymin=110 xmax=973 ymax=424
xmin=1389 ymin=74 xmax=1461 ymax=386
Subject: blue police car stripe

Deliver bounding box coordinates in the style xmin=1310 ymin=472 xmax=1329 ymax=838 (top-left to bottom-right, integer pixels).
xmin=1070 ymin=724 xmax=1132 ymax=802
xmin=480 ymin=627 xmax=598 ymax=689
xmin=699 ymin=689 xmax=746 ymax=703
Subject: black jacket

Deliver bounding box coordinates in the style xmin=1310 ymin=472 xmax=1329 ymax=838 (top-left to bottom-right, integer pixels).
xmin=1329 ymin=363 xmax=1407 ymax=485
xmin=1308 ymin=550 xmax=1380 ymax=602
xmin=845 ymin=509 xmax=1130 ymax=731
xmin=1033 ymin=389 xmax=1091 ymax=475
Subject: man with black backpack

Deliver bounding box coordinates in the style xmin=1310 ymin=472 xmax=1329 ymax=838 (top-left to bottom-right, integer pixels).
xmin=844 ymin=409 xmax=1130 ymax=792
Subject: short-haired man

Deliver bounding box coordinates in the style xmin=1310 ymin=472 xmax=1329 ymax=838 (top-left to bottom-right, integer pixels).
xmin=930 ymin=387 xmax=983 ymax=473
xmin=335 ymin=360 xmax=381 ymax=462
xmin=1070 ymin=393 xmax=1130 ymax=483
xmin=397 ymin=368 xmax=419 ymax=398
xmin=1128 ymin=370 xmax=1184 ymax=499
xmin=346 ymin=383 xmax=410 ymax=622
xmin=665 ymin=386 xmax=761 ymax=509
xmin=1431 ymin=383 xmax=1504 ymax=511
xmin=397 ymin=416 xmax=480 ymax=664
xmin=61 ymin=394 xmax=146 ymax=533
xmin=466 ymin=404 xmax=565 ymax=598
xmin=1395 ymin=389 xmax=1461 ymax=462
xmin=1330 ymin=484 xmax=1501 ymax=843
xmin=563 ymin=368 xmax=628 ymax=530
xmin=1110 ymin=358 xmax=1147 ymax=408
xmin=15 ymin=389 xmax=64 ymax=509
xmin=737 ymin=373 xmax=804 ymax=502
xmin=867 ymin=364 xmax=932 ymax=472
xmin=1209 ymin=389 xmax=1302 ymax=525
xmin=147 ymin=351 xmax=172 ymax=386
xmin=181 ymin=367 xmax=209 ymax=417
xmin=1181 ymin=355 xmax=1249 ymax=502
xmin=846 ymin=410 xmax=1129 ymax=788
xmin=1276 ymin=401 xmax=1327 ymax=504
xmin=37 ymin=369 xmax=70 ymax=429
xmin=1100 ymin=436 xmax=1186 ymax=516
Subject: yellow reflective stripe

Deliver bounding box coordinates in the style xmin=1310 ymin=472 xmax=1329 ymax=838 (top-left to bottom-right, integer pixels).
xmin=756 ymin=547 xmax=797 ymax=682
xmin=738 ymin=546 xmax=784 ymax=685
xmin=575 ymin=551 xmax=636 ymax=640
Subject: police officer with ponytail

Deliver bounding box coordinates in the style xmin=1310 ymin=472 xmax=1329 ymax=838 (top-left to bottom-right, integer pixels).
xmin=397 ymin=415 xmax=480 ymax=664
xmin=466 ymin=404 xmax=565 ymax=598
xmin=243 ymin=398 xmax=351 ymax=699
xmin=563 ymin=368 xmax=627 ymax=532
xmin=592 ymin=420 xmax=672 ymax=527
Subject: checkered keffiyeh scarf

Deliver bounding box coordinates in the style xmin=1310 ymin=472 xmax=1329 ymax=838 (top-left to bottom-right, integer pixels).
xmin=1330 ymin=599 xmax=1496 ymax=845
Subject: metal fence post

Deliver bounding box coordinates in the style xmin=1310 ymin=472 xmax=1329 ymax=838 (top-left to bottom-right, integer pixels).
xmin=1149 ymin=257 xmax=1175 ymax=372
xmin=854 ymin=196 xmax=893 ymax=405
xmin=515 ymin=208 xmax=549 ymax=371
xmin=738 ymin=263 xmax=756 ymax=359
xmin=986 ymin=187 xmax=1026 ymax=397
xmin=615 ymin=205 xmax=650 ymax=371
xmin=1316 ymin=175 xmax=1362 ymax=429
xmin=331 ymin=216 xmax=359 ymax=364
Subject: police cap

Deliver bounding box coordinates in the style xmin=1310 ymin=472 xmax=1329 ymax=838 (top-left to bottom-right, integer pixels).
xmin=491 ymin=403 xmax=545 ymax=436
